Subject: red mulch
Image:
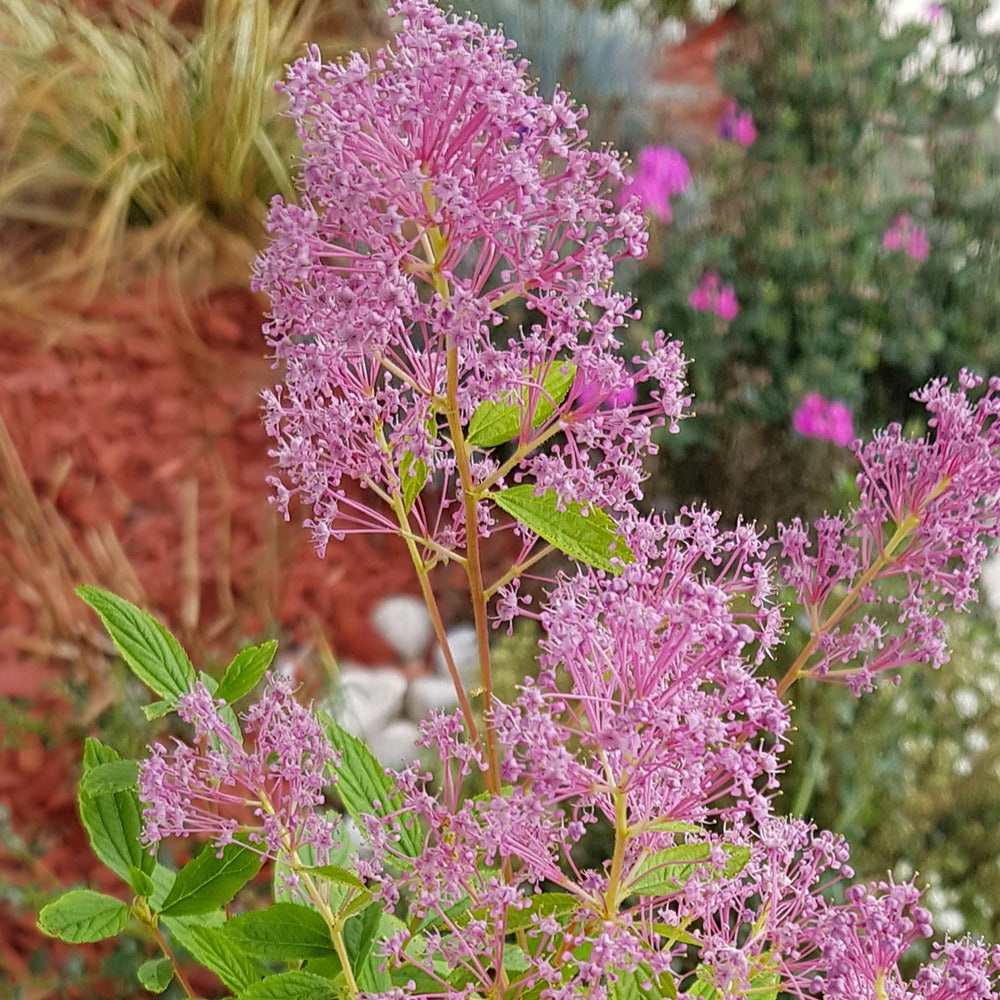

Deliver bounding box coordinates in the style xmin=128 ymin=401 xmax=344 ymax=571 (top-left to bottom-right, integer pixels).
xmin=0 ymin=283 xmax=476 ymax=995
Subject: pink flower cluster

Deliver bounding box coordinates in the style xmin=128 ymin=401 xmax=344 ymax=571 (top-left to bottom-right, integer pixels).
xmin=882 ymin=212 xmax=930 ymax=261
xmin=253 ymin=0 xmax=689 ymax=558
xmin=689 ymin=270 xmax=739 ymax=321
xmin=719 ymin=99 xmax=757 ymax=147
xmin=793 ymin=392 xmax=856 ymax=447
xmin=620 ymin=145 xmax=691 ymax=224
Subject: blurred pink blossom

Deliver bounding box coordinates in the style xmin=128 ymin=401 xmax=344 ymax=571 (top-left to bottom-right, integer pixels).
xmin=882 ymin=213 xmax=930 ymax=261
xmin=719 ymin=100 xmax=757 ymax=147
xmin=689 ymin=271 xmax=740 ymax=321
xmin=792 ymin=392 xmax=855 ymax=447
xmin=621 ymin=145 xmax=691 ymax=223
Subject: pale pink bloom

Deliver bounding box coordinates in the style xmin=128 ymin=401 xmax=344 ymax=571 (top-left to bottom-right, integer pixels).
xmin=792 ymin=392 xmax=856 ymax=447
xmin=621 ymin=145 xmax=691 ymax=223
xmin=719 ymin=100 xmax=757 ymax=147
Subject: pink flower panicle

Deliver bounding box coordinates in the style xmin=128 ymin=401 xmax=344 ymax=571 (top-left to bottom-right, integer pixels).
xmin=689 ymin=270 xmax=739 ymax=321
xmin=793 ymin=392 xmax=856 ymax=447
xmin=253 ymin=0 xmax=689 ymax=558
xmin=882 ymin=213 xmax=930 ymax=261
xmin=719 ymin=100 xmax=757 ymax=147
xmin=780 ymin=371 xmax=1000 ymax=692
xmin=620 ymin=144 xmax=691 ymax=223
xmin=139 ymin=676 xmax=340 ymax=862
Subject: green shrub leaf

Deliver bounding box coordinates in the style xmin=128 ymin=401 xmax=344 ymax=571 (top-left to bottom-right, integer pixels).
xmin=166 ymin=922 xmax=267 ymax=993
xmin=503 ymin=891 xmax=579 ymax=933
xmin=224 ymin=902 xmax=335 ymax=960
xmin=137 ymin=957 xmax=173 ymax=994
xmin=215 ymin=640 xmax=278 ymax=704
xmin=491 ymin=485 xmax=634 ymax=573
xmin=78 ymin=738 xmax=154 ymax=883
xmin=79 ymin=759 xmax=139 ymax=798
xmin=237 ymin=971 xmax=338 ymax=1000
xmin=77 ymin=586 xmax=195 ymax=701
xmin=322 ymin=715 xmax=422 ymax=858
xmin=37 ymin=889 xmax=130 ymax=943
xmin=159 ymin=841 xmax=263 ymax=917
xmin=467 ymin=362 xmax=576 ymax=447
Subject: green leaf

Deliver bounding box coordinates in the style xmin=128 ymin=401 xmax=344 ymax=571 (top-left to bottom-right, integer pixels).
xmin=159 ymin=841 xmax=263 ymax=917
xmin=491 ymin=485 xmax=634 ymax=573
xmin=613 ymin=965 xmax=678 ymax=1000
xmin=79 ymin=759 xmax=139 ymax=798
xmin=37 ymin=889 xmax=131 ymax=943
xmin=166 ymin=922 xmax=266 ymax=993
xmin=129 ymin=866 xmax=155 ymax=898
xmin=400 ymin=449 xmax=429 ymax=512
xmin=467 ymin=362 xmax=577 ymax=447
xmin=137 ymin=957 xmax=173 ymax=994
xmin=322 ymin=715 xmax=422 ymax=858
xmin=630 ymin=843 xmax=711 ymax=895
xmin=722 ymin=844 xmax=751 ymax=879
xmin=215 ymin=641 xmax=278 ymax=704
xmin=224 ymin=902 xmax=335 ymax=960
xmin=77 ymin=586 xmax=196 ymax=701
xmin=503 ymin=891 xmax=579 ymax=933
xmin=237 ymin=971 xmax=338 ymax=1000
xmin=78 ymin=738 xmax=154 ymax=883
xmin=142 ymin=699 xmax=174 ymax=721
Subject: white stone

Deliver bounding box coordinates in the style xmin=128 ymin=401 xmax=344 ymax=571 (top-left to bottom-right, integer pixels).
xmin=332 ymin=666 xmax=408 ymax=740
xmin=980 ymin=552 xmax=1000 ymax=625
xmin=370 ymin=594 xmax=434 ymax=661
xmin=405 ymin=675 xmax=461 ymax=722
xmin=368 ymin=719 xmax=422 ymax=769
xmin=432 ymin=622 xmax=481 ymax=688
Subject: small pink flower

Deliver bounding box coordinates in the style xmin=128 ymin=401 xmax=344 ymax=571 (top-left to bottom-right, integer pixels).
xmin=621 ymin=145 xmax=691 ymax=223
xmin=882 ymin=213 xmax=930 ymax=262
xmin=926 ymin=2 xmax=946 ymax=22
xmin=792 ymin=393 xmax=855 ymax=448
xmin=719 ymin=100 xmax=757 ymax=147
xmin=689 ymin=271 xmax=739 ymax=321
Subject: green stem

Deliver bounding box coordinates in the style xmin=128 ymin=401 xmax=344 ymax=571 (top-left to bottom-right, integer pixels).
xmin=776 ymin=511 xmax=921 ymax=699
xmin=602 ymin=777 xmax=630 ymax=918
xmin=484 ymin=543 xmax=555 ymax=600
xmin=144 ymin=914 xmax=197 ymax=998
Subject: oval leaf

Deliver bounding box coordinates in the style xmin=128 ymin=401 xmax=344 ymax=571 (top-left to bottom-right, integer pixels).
xmin=79 ymin=739 xmax=154 ymax=883
xmin=165 ymin=921 xmax=267 ymax=993
xmin=467 ymin=362 xmax=576 ymax=448
xmin=491 ymin=485 xmax=634 ymax=573
xmin=238 ymin=971 xmax=338 ymax=1000
xmin=215 ymin=640 xmax=278 ymax=704
xmin=77 ymin=586 xmax=195 ymax=701
xmin=224 ymin=902 xmax=335 ymax=961
xmin=38 ymin=889 xmax=130 ymax=943
xmin=159 ymin=841 xmax=263 ymax=917
xmin=137 ymin=957 xmax=174 ymax=994
xmin=79 ymin=759 xmax=139 ymax=798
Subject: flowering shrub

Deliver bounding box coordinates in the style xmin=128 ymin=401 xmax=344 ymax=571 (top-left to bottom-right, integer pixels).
xmin=38 ymin=3 xmax=1000 ymax=998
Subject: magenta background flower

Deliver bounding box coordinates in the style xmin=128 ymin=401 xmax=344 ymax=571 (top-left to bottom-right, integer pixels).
xmin=620 ymin=145 xmax=691 ymax=223
xmin=882 ymin=212 xmax=930 ymax=261
xmin=719 ymin=100 xmax=757 ymax=147
xmin=792 ymin=392 xmax=855 ymax=447
xmin=689 ymin=270 xmax=740 ymax=321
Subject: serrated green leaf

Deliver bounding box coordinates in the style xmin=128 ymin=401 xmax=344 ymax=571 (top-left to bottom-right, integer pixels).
xmin=491 ymin=486 xmax=634 ymax=573
xmin=722 ymin=844 xmax=752 ymax=879
xmin=149 ymin=864 xmax=177 ymax=911
xmin=322 ymin=715 xmax=422 ymax=859
xmin=159 ymin=841 xmax=263 ymax=917
xmin=79 ymin=759 xmax=139 ymax=798
xmin=166 ymin=921 xmax=267 ymax=993
xmin=216 ymin=641 xmax=278 ymax=704
xmin=630 ymin=843 xmax=711 ymax=895
xmin=503 ymin=891 xmax=579 ymax=933
xmin=129 ymin=866 xmax=155 ymax=898
xmin=238 ymin=970 xmax=338 ymax=1000
xmin=467 ymin=362 xmax=577 ymax=447
xmin=613 ymin=965 xmax=679 ymax=1000
xmin=77 ymin=586 xmax=195 ymax=700
xmin=224 ymin=902 xmax=335 ymax=960
xmin=137 ymin=956 xmax=173 ymax=993
xmin=37 ymin=889 xmax=131 ymax=943
xmin=78 ymin=739 xmax=154 ymax=883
